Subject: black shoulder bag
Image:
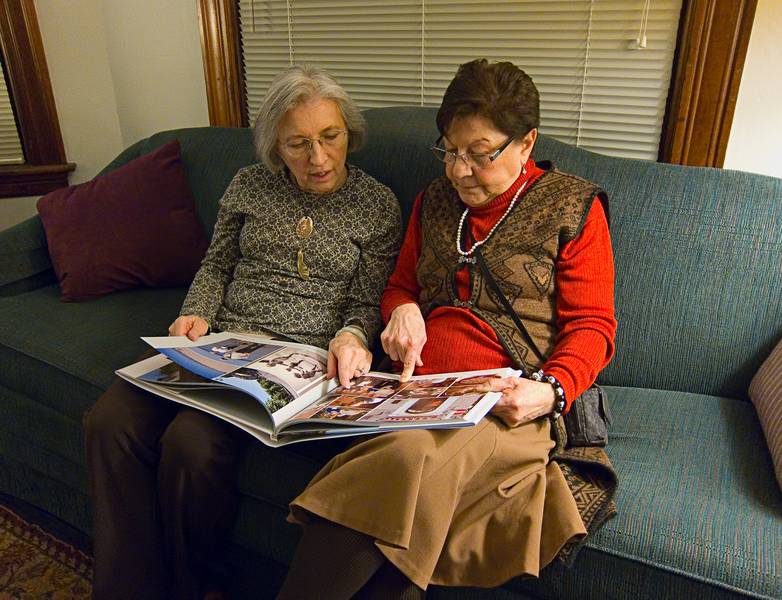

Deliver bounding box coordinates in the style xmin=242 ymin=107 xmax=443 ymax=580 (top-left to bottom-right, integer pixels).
xmin=471 ymin=245 xmax=611 ymax=447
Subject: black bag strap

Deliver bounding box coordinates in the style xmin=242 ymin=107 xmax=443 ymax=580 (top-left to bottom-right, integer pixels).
xmin=464 ymin=226 xmax=547 ymax=365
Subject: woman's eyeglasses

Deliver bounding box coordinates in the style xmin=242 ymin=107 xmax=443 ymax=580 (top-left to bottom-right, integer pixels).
xmin=431 ymin=136 xmax=516 ymax=169
xmin=280 ymin=129 xmax=348 ymax=159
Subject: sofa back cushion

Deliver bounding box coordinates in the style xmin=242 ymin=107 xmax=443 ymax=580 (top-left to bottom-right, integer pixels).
xmin=532 ymin=133 xmax=782 ymax=399
xmin=109 ymin=108 xmax=782 ymax=399
xmin=355 ymin=108 xmax=782 ymax=399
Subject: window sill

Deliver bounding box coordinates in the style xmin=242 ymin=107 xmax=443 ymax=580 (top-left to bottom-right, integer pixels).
xmin=0 ymin=163 xmax=76 ymax=198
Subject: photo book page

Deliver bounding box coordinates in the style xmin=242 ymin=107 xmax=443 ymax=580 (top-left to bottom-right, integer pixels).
xmin=116 ymin=332 xmax=519 ymax=446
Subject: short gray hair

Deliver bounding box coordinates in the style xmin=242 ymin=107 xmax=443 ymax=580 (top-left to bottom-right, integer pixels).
xmin=252 ymin=64 xmax=367 ymax=173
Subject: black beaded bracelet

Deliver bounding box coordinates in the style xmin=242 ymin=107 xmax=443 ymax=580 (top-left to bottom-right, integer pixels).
xmin=530 ymin=369 xmax=567 ymax=420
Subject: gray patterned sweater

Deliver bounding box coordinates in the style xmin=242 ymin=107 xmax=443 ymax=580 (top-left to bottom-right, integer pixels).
xmin=180 ymin=163 xmax=401 ymax=349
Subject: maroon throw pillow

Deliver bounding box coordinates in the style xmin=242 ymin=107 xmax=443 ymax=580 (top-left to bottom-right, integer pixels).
xmin=37 ymin=140 xmax=209 ymax=301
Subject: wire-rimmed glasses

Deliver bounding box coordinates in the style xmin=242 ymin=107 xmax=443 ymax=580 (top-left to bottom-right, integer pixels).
xmin=430 ymin=135 xmax=516 ymax=169
xmin=280 ymin=129 xmax=348 ymax=159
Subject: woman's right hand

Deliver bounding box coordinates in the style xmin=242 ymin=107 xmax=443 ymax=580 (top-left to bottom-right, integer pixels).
xmin=380 ymin=303 xmax=427 ymax=381
xmin=168 ymin=315 xmax=209 ymax=341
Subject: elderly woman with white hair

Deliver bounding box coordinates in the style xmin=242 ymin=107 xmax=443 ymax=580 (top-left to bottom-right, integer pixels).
xmin=84 ymin=65 xmax=401 ymax=600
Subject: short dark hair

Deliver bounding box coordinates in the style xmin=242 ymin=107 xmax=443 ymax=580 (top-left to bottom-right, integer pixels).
xmin=436 ymin=59 xmax=540 ymax=139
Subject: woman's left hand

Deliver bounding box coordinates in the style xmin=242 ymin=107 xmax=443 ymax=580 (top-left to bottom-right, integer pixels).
xmin=327 ymin=331 xmax=373 ymax=387
xmin=487 ymin=377 xmax=556 ymax=428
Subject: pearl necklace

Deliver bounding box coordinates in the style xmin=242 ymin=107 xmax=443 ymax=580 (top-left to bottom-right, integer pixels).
xmin=456 ymin=179 xmax=529 ymax=262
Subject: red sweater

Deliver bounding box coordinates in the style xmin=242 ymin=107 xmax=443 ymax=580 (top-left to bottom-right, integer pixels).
xmin=380 ymin=160 xmax=616 ymax=409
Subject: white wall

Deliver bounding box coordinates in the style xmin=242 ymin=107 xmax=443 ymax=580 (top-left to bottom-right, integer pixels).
xmin=723 ymin=0 xmax=782 ymax=178
xmin=38 ymin=0 xmax=124 ymax=186
xmin=0 ymin=0 xmax=208 ymax=231
xmin=102 ymin=0 xmax=209 ymax=147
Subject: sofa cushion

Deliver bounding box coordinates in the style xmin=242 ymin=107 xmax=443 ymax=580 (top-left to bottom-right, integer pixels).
xmin=0 ymin=382 xmax=87 ymax=492
xmin=749 ymin=337 xmax=782 ymax=491
xmin=0 ymin=284 xmax=186 ymax=421
xmin=229 ymin=387 xmax=782 ymax=598
xmin=530 ymin=132 xmax=782 ymax=400
xmin=36 ymin=140 xmax=209 ymax=302
xmin=507 ymin=386 xmax=782 ymax=600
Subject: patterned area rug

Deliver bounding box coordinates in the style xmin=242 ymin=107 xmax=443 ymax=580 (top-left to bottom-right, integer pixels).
xmin=0 ymin=504 xmax=92 ymax=599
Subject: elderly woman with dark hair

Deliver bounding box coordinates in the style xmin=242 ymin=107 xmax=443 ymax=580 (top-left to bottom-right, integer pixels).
xmin=84 ymin=65 xmax=401 ymax=600
xmin=276 ymin=59 xmax=617 ymax=599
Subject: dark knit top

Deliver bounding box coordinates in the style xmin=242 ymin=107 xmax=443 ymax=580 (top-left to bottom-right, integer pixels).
xmin=181 ymin=163 xmax=401 ymax=349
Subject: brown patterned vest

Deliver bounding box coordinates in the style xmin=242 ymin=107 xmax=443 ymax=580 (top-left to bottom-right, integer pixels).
xmin=417 ymin=168 xmax=607 ymax=372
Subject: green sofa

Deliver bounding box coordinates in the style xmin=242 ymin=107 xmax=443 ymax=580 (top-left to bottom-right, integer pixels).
xmin=0 ymin=106 xmax=780 ymax=599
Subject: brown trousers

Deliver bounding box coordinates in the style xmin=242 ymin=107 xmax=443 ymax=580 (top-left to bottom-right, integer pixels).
xmin=84 ymin=376 xmax=250 ymax=600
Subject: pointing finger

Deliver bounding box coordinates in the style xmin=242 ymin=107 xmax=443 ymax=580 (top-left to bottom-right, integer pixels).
xmin=400 ymin=350 xmax=419 ymax=382
xmin=338 ymin=356 xmax=355 ymax=388
xmin=326 ymin=350 xmax=337 ymax=380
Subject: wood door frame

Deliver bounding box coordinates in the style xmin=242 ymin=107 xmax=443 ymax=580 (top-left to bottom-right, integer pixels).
xmin=198 ymin=0 xmax=758 ymax=167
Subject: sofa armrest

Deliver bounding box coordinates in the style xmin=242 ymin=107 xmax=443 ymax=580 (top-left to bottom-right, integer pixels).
xmin=0 ymin=215 xmax=56 ymax=296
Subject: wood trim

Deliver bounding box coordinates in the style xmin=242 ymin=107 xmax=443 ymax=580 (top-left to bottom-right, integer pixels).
xmin=660 ymin=0 xmax=757 ymax=166
xmin=0 ymin=0 xmax=73 ymax=198
xmin=0 ymin=162 xmax=75 ymax=198
xmin=198 ymin=0 xmax=246 ymax=127
xmin=0 ymin=0 xmax=67 ymax=165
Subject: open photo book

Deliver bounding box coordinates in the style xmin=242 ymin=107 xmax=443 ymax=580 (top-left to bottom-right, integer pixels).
xmin=116 ymin=332 xmax=520 ymax=447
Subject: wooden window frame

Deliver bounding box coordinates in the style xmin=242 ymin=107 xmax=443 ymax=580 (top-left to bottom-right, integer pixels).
xmin=660 ymin=0 xmax=757 ymax=166
xmin=198 ymin=0 xmax=246 ymax=128
xmin=198 ymin=0 xmax=758 ymax=168
xmin=0 ymin=0 xmax=74 ymax=198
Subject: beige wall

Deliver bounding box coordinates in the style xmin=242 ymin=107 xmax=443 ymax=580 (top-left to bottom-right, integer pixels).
xmin=0 ymin=0 xmax=208 ymax=231
xmin=39 ymin=0 xmax=124 ymax=186
xmin=724 ymin=0 xmax=782 ymax=178
xmin=102 ymin=0 xmax=209 ymax=147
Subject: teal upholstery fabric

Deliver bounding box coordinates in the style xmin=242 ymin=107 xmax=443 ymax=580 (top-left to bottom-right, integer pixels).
xmin=532 ymin=135 xmax=782 ymax=400
xmin=0 ymin=108 xmax=780 ymax=599
xmin=0 ymin=217 xmax=55 ymax=296
xmin=0 ymin=285 xmax=185 ymax=414
xmin=0 ymin=382 xmax=87 ymax=483
xmin=0 ymin=284 xmax=186 ymax=533
xmin=511 ymin=386 xmax=782 ymax=600
xmin=351 ymin=107 xmax=441 ymax=226
xmin=0 ymin=451 xmax=91 ymax=533
xmin=229 ymin=387 xmax=782 ymax=599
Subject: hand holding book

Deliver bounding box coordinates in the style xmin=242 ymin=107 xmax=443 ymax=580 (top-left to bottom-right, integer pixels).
xmin=168 ymin=314 xmax=209 ymax=341
xmin=327 ymin=330 xmax=372 ymax=387
xmin=488 ymin=377 xmax=556 ymax=427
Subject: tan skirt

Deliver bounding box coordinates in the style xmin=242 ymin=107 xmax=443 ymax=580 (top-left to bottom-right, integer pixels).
xmin=288 ymin=416 xmax=586 ymax=589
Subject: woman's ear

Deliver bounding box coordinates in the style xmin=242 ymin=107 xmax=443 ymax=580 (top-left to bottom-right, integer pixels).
xmin=519 ymin=128 xmax=538 ymax=161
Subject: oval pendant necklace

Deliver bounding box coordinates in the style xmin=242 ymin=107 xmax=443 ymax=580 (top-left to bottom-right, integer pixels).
xmin=296 ymin=216 xmax=314 ymax=279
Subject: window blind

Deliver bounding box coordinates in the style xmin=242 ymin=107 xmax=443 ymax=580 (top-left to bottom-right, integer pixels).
xmin=0 ymin=57 xmax=24 ymax=165
xmin=239 ymin=0 xmax=682 ymax=160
